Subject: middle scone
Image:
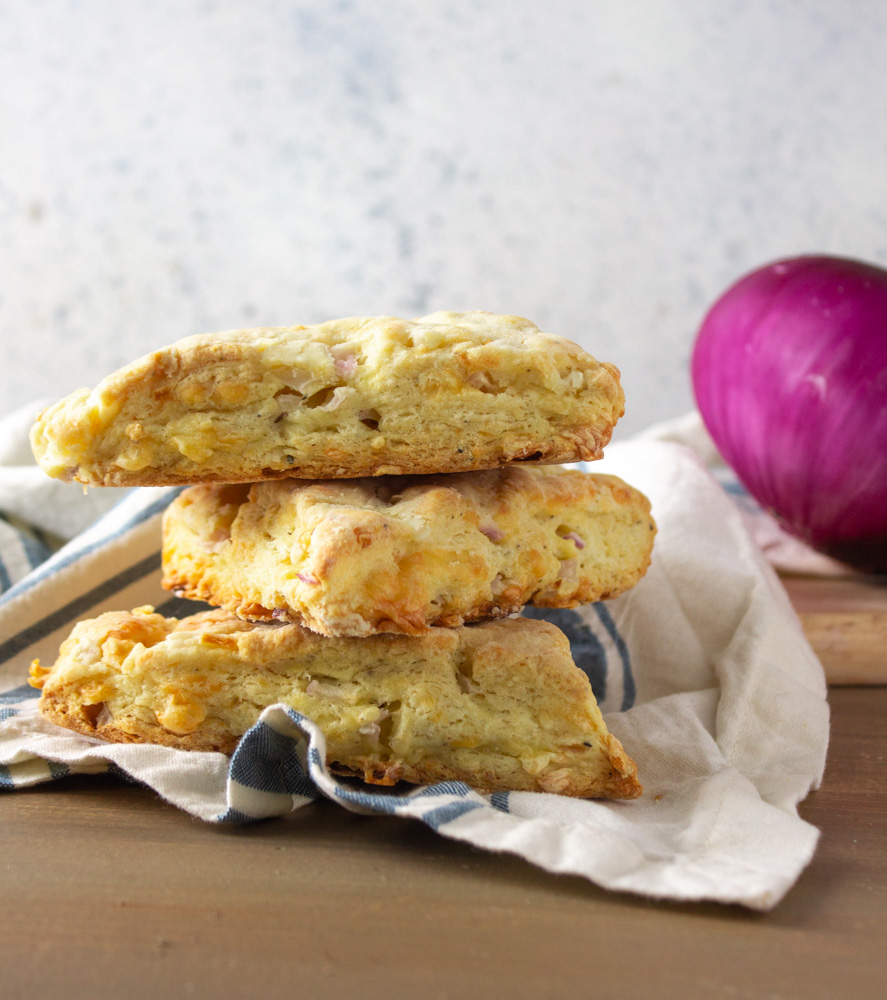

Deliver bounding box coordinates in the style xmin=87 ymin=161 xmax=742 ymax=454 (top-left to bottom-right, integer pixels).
xmin=162 ymin=465 xmax=655 ymax=637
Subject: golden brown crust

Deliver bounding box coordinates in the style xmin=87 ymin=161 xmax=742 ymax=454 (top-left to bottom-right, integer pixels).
xmin=32 ymin=608 xmax=641 ymax=799
xmin=29 ymin=311 xmax=624 ymax=486
xmin=161 ymin=467 xmax=655 ymax=636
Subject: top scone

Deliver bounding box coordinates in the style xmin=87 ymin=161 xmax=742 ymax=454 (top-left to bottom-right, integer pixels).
xmin=30 ymin=311 xmax=624 ymax=487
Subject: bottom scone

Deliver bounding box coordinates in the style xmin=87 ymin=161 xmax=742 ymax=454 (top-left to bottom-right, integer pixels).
xmin=30 ymin=607 xmax=641 ymax=799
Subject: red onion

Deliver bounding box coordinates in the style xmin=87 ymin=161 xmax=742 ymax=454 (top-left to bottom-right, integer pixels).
xmin=317 ymin=386 xmax=356 ymax=411
xmin=692 ymin=255 xmax=887 ymax=573
xmin=556 ymin=557 xmax=579 ymax=583
xmin=480 ymin=525 xmax=505 ymax=542
xmin=563 ymin=531 xmax=585 ymax=550
xmin=331 ymin=346 xmax=358 ymax=376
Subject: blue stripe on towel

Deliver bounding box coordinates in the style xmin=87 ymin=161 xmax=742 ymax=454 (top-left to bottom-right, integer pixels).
xmin=329 ymin=784 xmax=405 ymax=815
xmin=0 ymin=551 xmax=161 ymax=665
xmin=228 ymin=721 xmax=315 ymax=801
xmin=489 ymin=791 xmax=510 ymax=813
xmin=593 ymin=603 xmax=636 ymax=711
xmin=0 ymin=684 xmax=38 ymax=704
xmin=421 ymin=799 xmax=484 ymax=831
xmin=414 ymin=781 xmax=473 ymax=799
xmin=153 ymin=595 xmax=214 ymax=618
xmin=0 ymin=489 xmax=180 ymax=607
xmin=216 ymin=807 xmax=259 ymax=825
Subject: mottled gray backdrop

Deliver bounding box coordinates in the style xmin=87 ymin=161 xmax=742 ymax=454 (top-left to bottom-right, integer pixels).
xmin=2 ymin=1 xmax=885 ymax=435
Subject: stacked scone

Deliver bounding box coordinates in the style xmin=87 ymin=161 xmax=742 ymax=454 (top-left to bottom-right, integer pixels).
xmin=29 ymin=311 xmax=654 ymax=799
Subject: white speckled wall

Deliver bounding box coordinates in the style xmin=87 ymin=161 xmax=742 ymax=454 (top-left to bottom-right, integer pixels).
xmin=2 ymin=1 xmax=886 ymax=435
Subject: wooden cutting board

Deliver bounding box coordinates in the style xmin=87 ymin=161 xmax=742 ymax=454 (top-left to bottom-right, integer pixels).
xmin=782 ymin=574 xmax=887 ymax=684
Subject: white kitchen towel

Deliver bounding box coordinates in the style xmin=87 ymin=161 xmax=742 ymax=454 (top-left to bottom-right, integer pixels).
xmin=637 ymin=411 xmax=851 ymax=575
xmin=0 ymin=409 xmax=829 ymax=911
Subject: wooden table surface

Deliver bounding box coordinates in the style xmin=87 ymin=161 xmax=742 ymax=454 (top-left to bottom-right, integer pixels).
xmin=2 ymin=576 xmax=885 ymax=1000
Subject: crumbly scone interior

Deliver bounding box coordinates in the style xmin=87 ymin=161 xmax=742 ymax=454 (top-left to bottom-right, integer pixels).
xmin=161 ymin=467 xmax=656 ymax=635
xmin=30 ymin=312 xmax=624 ymax=485
xmin=32 ymin=609 xmax=641 ymax=798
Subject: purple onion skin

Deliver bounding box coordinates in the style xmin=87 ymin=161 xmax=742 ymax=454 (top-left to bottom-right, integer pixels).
xmin=692 ymin=255 xmax=887 ymax=574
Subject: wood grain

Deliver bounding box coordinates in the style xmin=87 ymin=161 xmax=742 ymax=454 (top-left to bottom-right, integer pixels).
xmin=1 ymin=687 xmax=885 ymax=1000
xmin=782 ymin=574 xmax=887 ymax=684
